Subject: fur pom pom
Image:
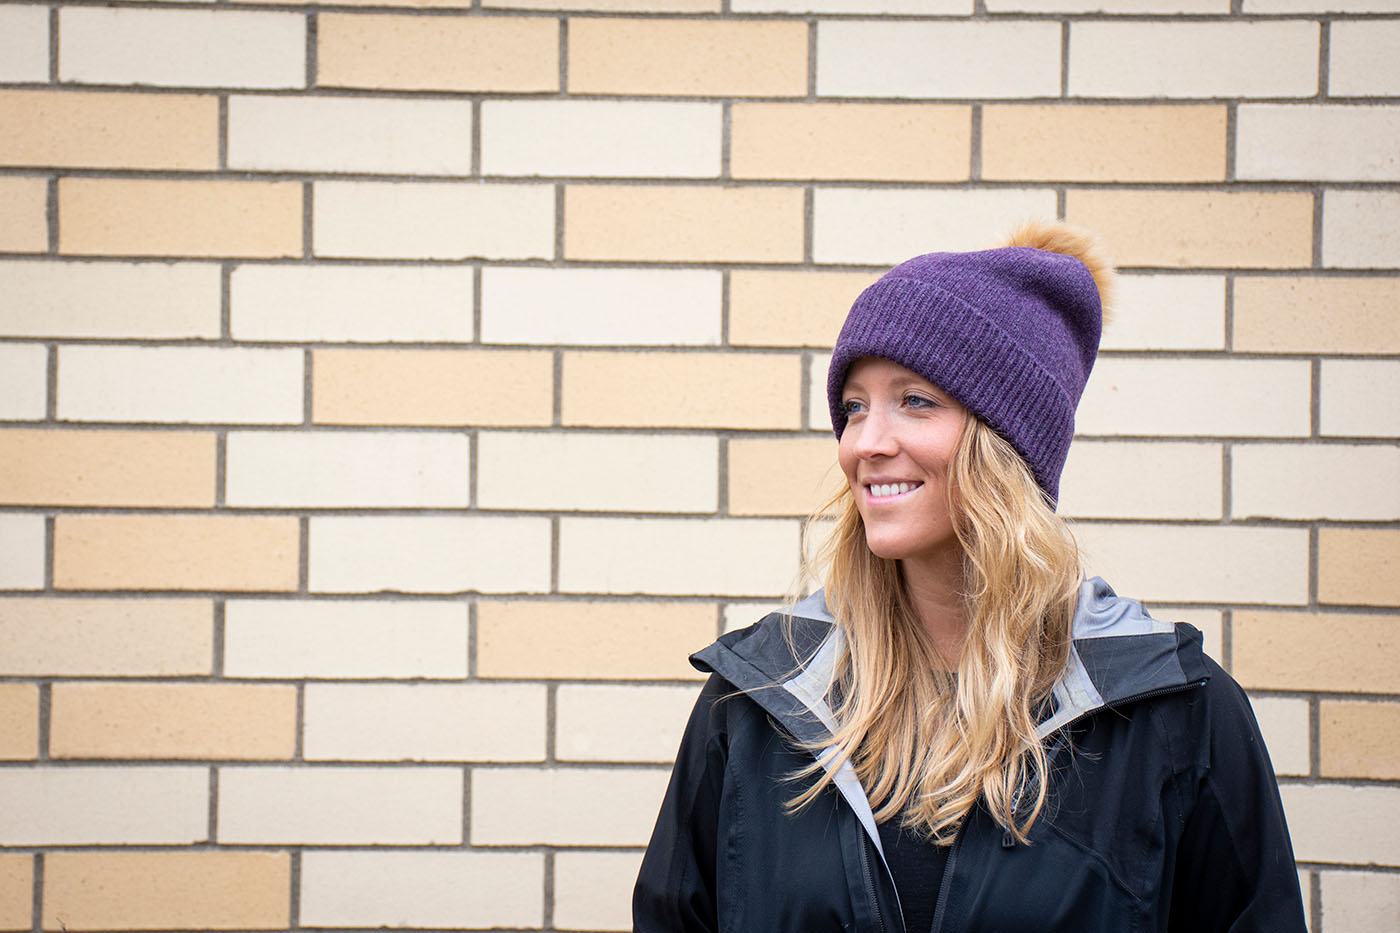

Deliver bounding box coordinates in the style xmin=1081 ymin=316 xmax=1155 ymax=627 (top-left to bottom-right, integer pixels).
xmin=1002 ymin=220 xmax=1115 ymax=324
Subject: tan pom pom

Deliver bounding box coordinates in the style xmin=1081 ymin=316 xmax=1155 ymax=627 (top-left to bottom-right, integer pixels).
xmin=1002 ymin=220 xmax=1116 ymax=324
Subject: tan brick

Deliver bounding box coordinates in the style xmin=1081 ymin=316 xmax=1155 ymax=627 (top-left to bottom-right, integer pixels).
xmin=569 ymin=19 xmax=806 ymax=97
xmin=554 ymin=851 xmax=645 ymax=932
xmin=318 ymin=14 xmax=557 ymax=92
xmin=50 ymin=683 xmax=295 ymax=761
xmin=0 ymin=684 xmax=38 ymax=761
xmin=1322 ymin=700 xmax=1400 ymax=780
xmin=0 ymin=515 xmax=44 ymax=591
xmin=983 ymin=105 xmax=1226 ymax=182
xmin=471 ymin=767 xmax=669 ymax=845
xmin=1323 ymin=190 xmax=1400 ymax=270
xmin=1234 ymin=277 xmax=1400 ymax=354
xmin=989 ymin=0 xmax=1223 ymax=9
xmin=728 ymin=436 xmax=844 ymax=517
xmin=556 ymin=684 xmax=700 ymax=762
xmin=562 ymin=351 xmax=801 ymax=429
xmin=59 ymin=179 xmax=301 ymax=259
xmin=1238 ymin=105 xmax=1400 ymax=182
xmin=564 ymin=185 xmax=803 ymax=263
xmin=1320 ymin=529 xmax=1400 ymax=608
xmin=0 ymin=344 xmax=47 ymax=421
xmin=0 ymin=429 xmax=214 ymax=508
xmin=1280 ymin=784 xmax=1400 ymax=866
xmin=743 ymin=0 xmax=964 ymax=9
xmin=809 ymin=352 xmax=834 ymax=432
xmin=43 ymin=851 xmax=288 ymax=932
xmin=0 ymin=6 xmax=47 ymax=82
xmin=729 ymin=270 xmax=874 ymax=348
xmin=54 ymin=515 xmax=299 ymax=592
xmin=0 ymin=853 xmax=31 ymax=931
xmin=1102 ymin=275 xmax=1225 ymax=351
xmin=1058 ymin=441 xmax=1222 ymax=520
xmin=1329 ymin=21 xmax=1400 ymax=97
xmin=1320 ymin=871 xmax=1400 ymax=933
xmin=494 ymin=0 xmax=715 ymax=9
xmin=0 ymin=90 xmax=216 ymax=171
xmin=0 ymin=260 xmax=220 ymax=339
xmin=476 ymin=601 xmax=714 ymax=680
xmin=0 ymin=177 xmax=47 ymax=253
xmin=0 ymin=598 xmax=212 ymax=676
xmin=1247 ymin=696 xmax=1309 ymax=777
xmin=1065 ymin=190 xmax=1313 ymax=268
xmin=0 ymin=767 xmax=208 ymax=845
xmin=732 ymin=103 xmax=970 ymax=181
xmin=1322 ymin=361 xmax=1400 ymax=438
xmin=1234 ymin=612 xmax=1400 ymax=694
xmin=1233 ymin=444 xmax=1400 ymax=521
xmin=1153 ymin=608 xmax=1223 ymax=664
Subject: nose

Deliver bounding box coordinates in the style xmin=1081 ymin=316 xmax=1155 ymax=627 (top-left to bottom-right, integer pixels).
xmin=849 ymin=406 xmax=899 ymax=459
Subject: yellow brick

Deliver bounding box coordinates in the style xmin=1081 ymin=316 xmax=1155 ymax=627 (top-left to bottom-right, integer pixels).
xmin=54 ymin=516 xmax=299 ymax=592
xmin=729 ymin=270 xmax=874 ymax=347
xmin=0 ymin=429 xmax=215 ymax=507
xmin=1320 ymin=529 xmax=1400 ymax=607
xmin=569 ymin=19 xmax=807 ymax=96
xmin=1234 ymin=276 xmax=1400 ymax=353
xmin=1322 ymin=700 xmax=1400 ymax=780
xmin=728 ymin=437 xmax=844 ymax=517
xmin=0 ymin=599 xmax=212 ymax=676
xmin=0 ymin=177 xmax=47 ymax=253
xmin=313 ymin=349 xmax=554 ymax=427
xmin=565 ymin=185 xmax=803 ymax=263
xmin=562 ymin=351 xmax=801 ymax=429
xmin=0 ymin=684 xmax=38 ymax=761
xmin=731 ymin=103 xmax=970 ymax=181
xmin=318 ymin=14 xmax=558 ymax=92
xmin=1065 ymin=190 xmax=1313 ymax=268
xmin=50 ymin=683 xmax=296 ymax=760
xmin=982 ymin=104 xmax=1227 ymax=182
xmin=59 ymin=179 xmax=301 ymax=259
xmin=0 ymin=854 xmax=30 ymax=931
xmin=0 ymin=90 xmax=217 ymax=171
xmin=43 ymin=851 xmax=289 ymax=931
xmin=1234 ymin=612 xmax=1400 ymax=694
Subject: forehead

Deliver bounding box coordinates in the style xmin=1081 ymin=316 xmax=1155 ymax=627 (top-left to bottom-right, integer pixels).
xmin=841 ymin=357 xmax=950 ymax=398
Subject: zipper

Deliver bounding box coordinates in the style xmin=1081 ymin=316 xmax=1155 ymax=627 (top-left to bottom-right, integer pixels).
xmin=928 ymin=818 xmax=967 ymax=933
xmin=857 ymin=827 xmax=888 ymax=933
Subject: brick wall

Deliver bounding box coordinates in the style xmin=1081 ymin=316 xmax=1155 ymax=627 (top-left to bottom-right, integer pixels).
xmin=0 ymin=0 xmax=1397 ymax=929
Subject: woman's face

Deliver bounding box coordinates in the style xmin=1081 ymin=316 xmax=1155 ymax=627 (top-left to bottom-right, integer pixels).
xmin=837 ymin=357 xmax=967 ymax=567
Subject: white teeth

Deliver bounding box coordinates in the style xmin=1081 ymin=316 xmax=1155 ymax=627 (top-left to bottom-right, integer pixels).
xmin=869 ymin=482 xmax=920 ymax=498
xmin=898 ymin=483 xmax=909 ymax=494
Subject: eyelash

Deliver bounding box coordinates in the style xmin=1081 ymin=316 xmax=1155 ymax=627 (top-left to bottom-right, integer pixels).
xmin=842 ymin=394 xmax=938 ymax=415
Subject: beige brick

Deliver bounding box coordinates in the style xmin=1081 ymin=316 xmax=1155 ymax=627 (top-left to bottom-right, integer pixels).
xmin=556 ymin=684 xmax=700 ymax=762
xmin=1247 ymin=0 xmax=1395 ymax=12
xmin=817 ymin=21 xmax=1059 ymax=98
xmin=1074 ymin=524 xmax=1308 ymax=605
xmin=737 ymin=0 xmax=965 ymax=14
xmin=1234 ymin=277 xmax=1400 ymax=354
xmin=0 ymin=684 xmax=38 ymax=761
xmin=43 ymin=851 xmax=289 ymax=932
xmin=471 ymin=767 xmax=669 ymax=845
xmin=1234 ymin=444 xmax=1400 ymax=521
xmin=314 ymin=181 xmax=553 ymax=260
xmin=219 ymin=766 xmax=461 ymax=844
xmin=1329 ymin=21 xmax=1400 ymax=97
xmin=50 ymin=683 xmax=295 ymax=761
xmin=1320 ymin=529 xmax=1400 ymax=608
xmin=481 ymin=267 xmax=721 ymax=346
xmin=228 ymin=96 xmax=473 ymax=175
xmin=232 ymin=264 xmax=472 ymax=343
xmin=59 ymin=178 xmax=302 ymax=259
xmin=1058 ymin=441 xmax=1221 ymax=520
xmin=0 ymin=429 xmax=214 ymax=508
xmin=304 ymin=683 xmax=545 ymax=761
xmin=1151 ymin=608 xmax=1223 ymax=664
xmin=570 ymin=19 xmax=806 ymax=97
xmin=0 ymin=598 xmax=212 ymax=676
xmin=59 ymin=8 xmax=304 ymax=89
xmin=989 ymin=0 xmax=1223 ymax=9
xmin=1320 ymin=871 xmax=1400 ymax=933
xmin=1322 ymin=700 xmax=1400 ymax=780
xmin=1101 ymin=275 xmax=1225 ymax=351
xmin=0 ymin=767 xmax=207 ymax=845
xmin=496 ymin=0 xmax=715 ymax=9
xmin=312 ymin=348 xmax=553 ymax=427
xmin=1322 ymin=361 xmax=1400 ymax=438
xmin=564 ymin=185 xmax=803 ymax=263
xmin=227 ymin=431 xmax=469 ymax=508
xmin=0 ymin=344 xmax=47 ymax=420
xmin=0 ymin=853 xmax=31 ymax=931
xmin=477 ymin=601 xmax=713 ymax=680
xmin=1065 ymin=190 xmax=1313 ymax=269
xmin=0 ymin=6 xmax=47 ymax=82
xmin=318 ymin=14 xmax=557 ymax=92
xmin=482 ymin=100 xmax=720 ymax=178
xmin=54 ymin=515 xmax=299 ymax=592
xmin=0 ymin=90 xmax=216 ymax=171
xmin=732 ymin=103 xmax=970 ymax=181
xmin=728 ymin=437 xmax=844 ymax=517
xmin=1069 ymin=22 xmax=1317 ymax=98
xmin=813 ymin=188 xmax=1057 ymax=265
xmin=1239 ymin=105 xmax=1400 ymax=182
xmin=58 ymin=346 xmax=302 ymax=424
xmin=1323 ymin=190 xmax=1400 ymax=270
xmin=309 ymin=516 xmax=552 ymax=594
xmin=729 ymin=270 xmax=874 ymax=348
xmin=554 ymin=851 xmax=646 ymax=932
xmin=0 ymin=260 xmax=220 ymax=339
xmin=300 ymin=851 xmax=543 ymax=929
xmin=1247 ymin=695 xmax=1309 ymax=777
xmin=723 ymin=601 xmax=784 ymax=634
xmin=0 ymin=515 xmax=45 ymax=591
xmin=1234 ymin=612 xmax=1400 ymax=694
xmin=1280 ymin=784 xmax=1400 ymax=866
xmin=0 ymin=177 xmax=47 ymax=253
xmin=224 ymin=600 xmax=467 ymax=679
xmin=983 ymin=105 xmax=1225 ymax=182
xmin=809 ymin=352 xmax=834 ymax=433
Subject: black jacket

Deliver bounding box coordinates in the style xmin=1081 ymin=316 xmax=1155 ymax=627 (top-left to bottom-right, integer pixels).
xmin=634 ymin=578 xmax=1306 ymax=932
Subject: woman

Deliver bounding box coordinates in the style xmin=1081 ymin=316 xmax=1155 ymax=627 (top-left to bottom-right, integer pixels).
xmin=632 ymin=222 xmax=1306 ymax=932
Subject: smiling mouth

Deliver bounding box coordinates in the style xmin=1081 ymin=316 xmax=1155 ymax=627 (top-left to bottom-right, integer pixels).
xmin=866 ymin=482 xmax=923 ymax=500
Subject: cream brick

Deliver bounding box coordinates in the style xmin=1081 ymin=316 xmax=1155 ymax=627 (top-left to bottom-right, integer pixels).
xmin=1248 ymin=0 xmax=1396 ymax=11
xmin=57 ymin=346 xmax=302 ymax=425
xmin=729 ymin=270 xmax=874 ymax=348
xmin=813 ymin=188 xmax=1058 ymax=265
xmin=1074 ymin=524 xmax=1309 ymax=604
xmin=1238 ymin=106 xmax=1400 ymax=182
xmin=989 ymin=0 xmax=1224 ymax=8
xmin=482 ymin=100 xmax=720 ymax=178
xmin=304 ymin=683 xmax=545 ymax=762
xmin=1234 ymin=277 xmax=1400 ymax=354
xmin=1150 ymin=607 xmax=1223 ymax=664
xmin=1322 ymin=700 xmax=1400 ymax=780
xmin=810 ymin=352 xmax=834 ymax=432
xmin=227 ymin=431 xmax=468 ymax=508
xmin=1320 ymin=529 xmax=1400 ymax=608
xmin=309 ymin=516 xmax=551 ymax=594
xmin=0 ymin=90 xmax=218 ymax=171
xmin=0 ymin=767 xmax=207 ymax=845
xmin=559 ymin=517 xmax=800 ymax=596
xmin=1069 ymin=22 xmax=1317 ymax=98
xmin=1234 ymin=611 xmax=1400 ymax=695
xmin=228 ymin=96 xmax=473 ymax=175
xmin=231 ymin=264 xmax=472 ymax=343
xmin=1248 ymin=695 xmax=1310 ymax=777
xmin=0 ymin=6 xmax=47 ymax=82
xmin=1057 ymin=441 xmax=1222 ymax=520
xmin=471 ymin=767 xmax=668 ymax=845
xmin=1329 ymin=21 xmax=1400 ymax=97
xmin=0 ymin=853 xmax=31 ymax=930
xmin=556 ymin=684 xmax=700 ymax=762
xmin=728 ymin=436 xmax=844 ymax=517
xmin=478 ymin=432 xmax=717 ymax=513
xmin=817 ymin=21 xmax=1060 ymax=98
xmin=314 ymin=181 xmax=553 ymax=261
xmin=0 ymin=684 xmax=38 ymax=761
xmin=218 ymin=766 xmax=462 ymax=845
xmin=477 ymin=601 xmax=713 ymax=680
xmin=0 ymin=598 xmax=212 ymax=676
xmin=480 ymin=267 xmax=721 ymax=346
xmin=0 ymin=177 xmax=46 ymax=253
xmin=1322 ymin=362 xmax=1400 ymax=438
xmin=43 ymin=851 xmax=289 ymax=932
xmin=1281 ymin=784 xmax=1400 ymax=866
xmin=1323 ymin=190 xmax=1400 ymax=269
xmin=0 ymin=344 xmax=46 ymax=420
xmin=0 ymin=261 xmax=220 ymax=339
xmin=59 ymin=9 xmax=304 ymax=89
xmin=225 ymin=600 xmax=466 ymax=679
xmin=554 ymin=851 xmax=646 ymax=932
xmin=0 ymin=429 xmax=215 ymax=508
xmin=1233 ymin=444 xmax=1400 ymax=521
xmin=1320 ymin=871 xmax=1400 ymax=933
xmin=564 ymin=185 xmax=803 ymax=263
xmin=0 ymin=515 xmax=44 ymax=591
xmin=1100 ymin=275 xmax=1225 ymax=351
xmin=495 ymin=0 xmax=715 ymax=8
xmin=300 ymin=851 xmax=543 ymax=929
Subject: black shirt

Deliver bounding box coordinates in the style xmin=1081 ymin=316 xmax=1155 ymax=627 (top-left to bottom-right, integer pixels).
xmin=876 ymin=814 xmax=951 ymax=933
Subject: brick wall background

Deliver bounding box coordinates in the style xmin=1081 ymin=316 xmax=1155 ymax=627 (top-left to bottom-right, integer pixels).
xmin=0 ymin=0 xmax=1397 ymax=929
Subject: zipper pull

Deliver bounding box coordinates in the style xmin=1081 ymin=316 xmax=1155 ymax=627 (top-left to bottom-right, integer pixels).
xmin=1002 ymin=827 xmax=1015 ymax=848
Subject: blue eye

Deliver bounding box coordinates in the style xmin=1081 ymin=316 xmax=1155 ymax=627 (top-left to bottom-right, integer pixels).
xmin=842 ymin=399 xmax=866 ymax=416
xmin=905 ymin=394 xmax=937 ymax=409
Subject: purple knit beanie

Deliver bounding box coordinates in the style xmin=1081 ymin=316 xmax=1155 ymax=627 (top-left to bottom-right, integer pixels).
xmin=827 ymin=222 xmax=1112 ymax=504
